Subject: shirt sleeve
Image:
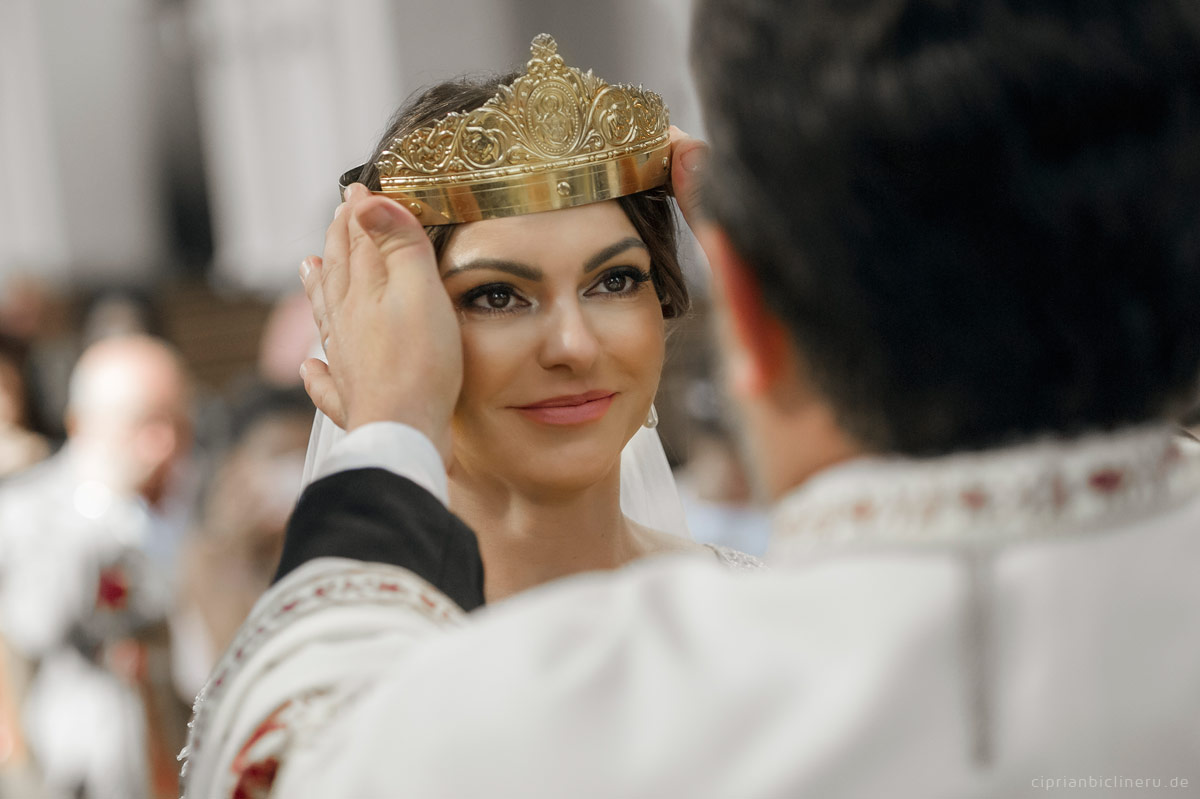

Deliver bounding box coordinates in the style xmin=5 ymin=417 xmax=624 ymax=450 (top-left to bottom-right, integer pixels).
xmin=311 ymin=421 xmax=449 ymax=505
xmin=272 ymin=467 xmax=484 ymax=612
xmin=272 ymin=420 xmax=482 ymax=611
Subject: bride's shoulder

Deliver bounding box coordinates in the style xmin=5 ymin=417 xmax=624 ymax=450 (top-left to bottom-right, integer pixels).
xmin=629 ymin=520 xmax=766 ymax=570
xmin=702 ymin=544 xmax=766 ymax=571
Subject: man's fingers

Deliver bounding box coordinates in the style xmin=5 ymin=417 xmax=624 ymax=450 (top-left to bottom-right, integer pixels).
xmin=300 ymin=256 xmax=332 ymax=351
xmin=668 ymin=128 xmax=712 ymax=235
xmin=299 ymin=358 xmax=347 ymax=429
xmin=352 ymin=198 xmax=436 ymax=273
xmin=321 ymin=187 xmax=369 ymax=304
xmin=345 ymin=200 xmax=394 ymax=294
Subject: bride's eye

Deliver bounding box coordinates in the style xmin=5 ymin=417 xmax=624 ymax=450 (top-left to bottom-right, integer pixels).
xmin=482 ymin=288 xmax=513 ymax=309
xmin=460 ymin=283 xmax=529 ymax=314
xmin=604 ymin=274 xmax=629 ymax=292
xmin=587 ymin=266 xmax=652 ymax=297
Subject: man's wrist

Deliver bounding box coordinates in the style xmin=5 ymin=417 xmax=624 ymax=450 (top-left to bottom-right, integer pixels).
xmin=317 ymin=421 xmax=449 ymax=506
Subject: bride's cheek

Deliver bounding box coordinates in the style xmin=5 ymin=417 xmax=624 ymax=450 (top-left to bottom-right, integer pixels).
xmin=456 ymin=323 xmax=527 ymax=411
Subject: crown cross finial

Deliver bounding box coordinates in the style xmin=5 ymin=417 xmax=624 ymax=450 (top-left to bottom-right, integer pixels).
xmin=372 ymin=34 xmax=671 ymax=225
xmin=530 ymin=33 xmax=557 ymax=60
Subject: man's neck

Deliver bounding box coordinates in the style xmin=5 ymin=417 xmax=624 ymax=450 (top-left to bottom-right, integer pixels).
xmin=739 ymin=395 xmax=864 ymax=504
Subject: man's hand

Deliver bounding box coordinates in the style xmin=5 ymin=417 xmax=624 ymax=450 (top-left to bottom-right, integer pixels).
xmin=668 ymin=126 xmax=712 ymax=237
xmin=299 ymin=184 xmax=462 ymax=465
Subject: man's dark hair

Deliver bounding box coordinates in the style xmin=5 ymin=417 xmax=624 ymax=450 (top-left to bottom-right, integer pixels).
xmin=692 ymin=0 xmax=1200 ymax=454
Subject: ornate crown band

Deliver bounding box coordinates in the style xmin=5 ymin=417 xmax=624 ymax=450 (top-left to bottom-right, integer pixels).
xmin=343 ymin=34 xmax=671 ymax=225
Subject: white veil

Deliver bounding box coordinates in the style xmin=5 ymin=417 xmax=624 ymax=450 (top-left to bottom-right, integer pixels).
xmin=300 ymin=377 xmax=692 ymax=539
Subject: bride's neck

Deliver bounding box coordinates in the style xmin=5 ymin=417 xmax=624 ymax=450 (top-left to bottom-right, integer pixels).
xmin=448 ymin=467 xmax=649 ymax=602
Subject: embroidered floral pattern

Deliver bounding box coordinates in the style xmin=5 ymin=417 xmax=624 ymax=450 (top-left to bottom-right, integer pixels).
xmin=180 ymin=560 xmax=465 ymax=795
xmin=771 ymin=428 xmax=1200 ymax=555
xmin=705 ymin=544 xmax=765 ymax=571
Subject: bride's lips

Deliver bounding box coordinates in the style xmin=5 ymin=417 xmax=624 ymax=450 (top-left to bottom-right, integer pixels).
xmin=512 ymin=390 xmax=617 ymax=425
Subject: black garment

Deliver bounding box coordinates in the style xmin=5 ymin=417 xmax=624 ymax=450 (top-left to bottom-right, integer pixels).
xmin=274 ymin=468 xmax=485 ymax=612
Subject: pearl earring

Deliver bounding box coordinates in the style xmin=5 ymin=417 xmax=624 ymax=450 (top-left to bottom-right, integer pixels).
xmin=644 ymin=404 xmax=659 ymax=429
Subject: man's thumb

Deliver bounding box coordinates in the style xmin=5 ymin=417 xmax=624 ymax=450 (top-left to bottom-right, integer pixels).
xmin=356 ymin=200 xmax=429 ymax=258
xmin=671 ymin=138 xmax=711 ymax=232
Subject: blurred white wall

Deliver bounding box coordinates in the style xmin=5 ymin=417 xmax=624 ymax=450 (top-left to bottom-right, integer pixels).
xmin=508 ymin=0 xmax=703 ymax=135
xmin=0 ymin=0 xmax=702 ymax=296
xmin=191 ymin=0 xmax=402 ymax=294
xmin=0 ymin=0 xmax=167 ymax=288
xmin=0 ymin=0 xmax=69 ymax=286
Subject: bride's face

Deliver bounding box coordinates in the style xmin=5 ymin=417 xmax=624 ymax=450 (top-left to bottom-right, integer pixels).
xmin=439 ymin=200 xmax=666 ymax=494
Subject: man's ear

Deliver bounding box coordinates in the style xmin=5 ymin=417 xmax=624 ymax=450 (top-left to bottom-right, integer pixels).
xmin=698 ymin=227 xmax=792 ymax=399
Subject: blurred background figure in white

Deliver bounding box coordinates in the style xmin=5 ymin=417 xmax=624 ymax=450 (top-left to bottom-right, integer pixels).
xmin=0 ymin=335 xmax=196 ymax=799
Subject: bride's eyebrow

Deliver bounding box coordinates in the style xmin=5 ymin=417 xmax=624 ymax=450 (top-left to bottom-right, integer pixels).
xmin=441 ymin=260 xmax=542 ymax=281
xmin=583 ymin=238 xmax=647 ymax=274
xmin=441 ymin=237 xmax=647 ymax=281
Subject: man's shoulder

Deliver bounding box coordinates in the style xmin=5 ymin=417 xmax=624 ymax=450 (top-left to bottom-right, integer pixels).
xmin=392 ymin=552 xmax=960 ymax=706
xmin=275 ymin=554 xmax=967 ymax=797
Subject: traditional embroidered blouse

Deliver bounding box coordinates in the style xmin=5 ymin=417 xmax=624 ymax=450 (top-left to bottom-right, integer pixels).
xmin=182 ymin=424 xmax=1200 ymax=798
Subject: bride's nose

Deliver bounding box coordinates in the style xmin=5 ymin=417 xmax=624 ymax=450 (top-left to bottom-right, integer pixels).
xmin=537 ymin=299 xmax=600 ymax=373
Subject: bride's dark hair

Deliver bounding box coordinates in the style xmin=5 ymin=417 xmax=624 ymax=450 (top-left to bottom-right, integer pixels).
xmin=355 ymin=73 xmax=689 ymax=320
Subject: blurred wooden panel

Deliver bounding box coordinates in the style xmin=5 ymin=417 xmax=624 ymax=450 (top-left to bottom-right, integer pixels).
xmin=157 ymin=282 xmax=272 ymax=392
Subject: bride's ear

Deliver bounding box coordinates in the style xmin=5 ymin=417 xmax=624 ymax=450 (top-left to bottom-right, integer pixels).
xmin=697 ymin=227 xmax=792 ymax=401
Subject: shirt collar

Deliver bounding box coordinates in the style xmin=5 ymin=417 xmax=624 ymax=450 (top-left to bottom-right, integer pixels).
xmin=769 ymin=425 xmax=1200 ymax=560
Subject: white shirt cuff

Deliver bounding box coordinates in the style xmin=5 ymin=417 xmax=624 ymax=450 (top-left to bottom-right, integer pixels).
xmin=313 ymin=422 xmax=449 ymax=506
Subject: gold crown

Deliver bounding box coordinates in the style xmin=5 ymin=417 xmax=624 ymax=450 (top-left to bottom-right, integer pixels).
xmin=366 ymin=34 xmax=671 ymax=225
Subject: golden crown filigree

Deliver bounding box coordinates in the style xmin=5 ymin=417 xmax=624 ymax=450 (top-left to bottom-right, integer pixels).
xmin=369 ymin=34 xmax=671 ymax=225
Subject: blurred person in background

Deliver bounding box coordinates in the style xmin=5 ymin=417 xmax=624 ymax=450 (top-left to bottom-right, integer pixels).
xmin=0 ymin=274 xmax=74 ymax=442
xmin=0 ymin=334 xmax=196 ymax=799
xmin=1 ymin=631 xmax=46 ymax=798
xmin=672 ymin=349 xmax=771 ymax=556
xmin=171 ymin=384 xmax=313 ymax=701
xmin=77 ymin=289 xmax=162 ymax=350
xmin=256 ymin=291 xmax=318 ymax=390
xmin=0 ymin=337 xmax=51 ymax=480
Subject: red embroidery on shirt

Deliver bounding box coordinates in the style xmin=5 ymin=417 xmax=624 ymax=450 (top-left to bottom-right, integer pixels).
xmin=96 ymin=566 xmax=129 ymax=610
xmin=230 ymin=702 xmax=290 ymax=799
xmin=961 ymin=489 xmax=988 ymax=510
xmin=231 ymin=757 xmax=278 ymax=799
xmin=1051 ymin=476 xmax=1068 ymax=509
xmin=1088 ymin=469 xmax=1124 ymax=493
xmin=852 ymin=501 xmax=875 ymax=521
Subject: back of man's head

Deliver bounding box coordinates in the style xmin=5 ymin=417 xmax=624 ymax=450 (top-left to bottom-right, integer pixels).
xmin=692 ymin=0 xmax=1200 ymax=455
